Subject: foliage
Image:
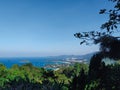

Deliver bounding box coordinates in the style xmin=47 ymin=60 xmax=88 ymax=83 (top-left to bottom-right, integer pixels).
xmin=0 ymin=62 xmax=88 ymax=90
xmin=100 ymin=0 xmax=120 ymax=32
xmin=74 ymin=0 xmax=120 ymax=90
xmin=74 ymin=0 xmax=120 ymax=46
xmin=85 ymin=80 xmax=100 ymax=90
xmin=0 ymin=0 xmax=120 ymax=90
xmin=41 ymin=80 xmax=65 ymax=90
xmin=69 ymin=68 xmax=87 ymax=90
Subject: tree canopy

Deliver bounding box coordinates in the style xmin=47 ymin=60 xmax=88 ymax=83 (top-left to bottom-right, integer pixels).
xmin=75 ymin=0 xmax=120 ymax=60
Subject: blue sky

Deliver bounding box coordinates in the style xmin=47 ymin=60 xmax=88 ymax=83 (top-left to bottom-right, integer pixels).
xmin=0 ymin=0 xmax=113 ymax=57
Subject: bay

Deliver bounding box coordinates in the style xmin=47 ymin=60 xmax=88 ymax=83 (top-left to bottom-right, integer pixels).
xmin=0 ymin=57 xmax=58 ymax=68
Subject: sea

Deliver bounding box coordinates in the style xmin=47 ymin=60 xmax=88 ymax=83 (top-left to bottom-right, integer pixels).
xmin=0 ymin=57 xmax=60 ymax=68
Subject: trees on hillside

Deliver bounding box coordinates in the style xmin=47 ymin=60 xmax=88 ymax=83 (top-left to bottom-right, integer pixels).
xmin=74 ymin=0 xmax=120 ymax=89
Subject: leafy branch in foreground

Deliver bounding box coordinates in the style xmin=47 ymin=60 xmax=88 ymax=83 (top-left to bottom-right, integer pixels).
xmin=75 ymin=0 xmax=120 ymax=46
xmin=74 ymin=31 xmax=107 ymax=45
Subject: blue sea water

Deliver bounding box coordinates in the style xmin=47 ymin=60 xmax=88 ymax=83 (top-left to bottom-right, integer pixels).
xmin=0 ymin=57 xmax=58 ymax=68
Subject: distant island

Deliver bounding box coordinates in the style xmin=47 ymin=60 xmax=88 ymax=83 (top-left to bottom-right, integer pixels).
xmin=20 ymin=60 xmax=30 ymax=63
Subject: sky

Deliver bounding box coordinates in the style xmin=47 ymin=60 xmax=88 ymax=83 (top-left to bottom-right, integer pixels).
xmin=0 ymin=0 xmax=114 ymax=57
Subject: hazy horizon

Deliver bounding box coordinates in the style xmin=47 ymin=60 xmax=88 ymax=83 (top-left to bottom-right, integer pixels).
xmin=0 ymin=50 xmax=98 ymax=57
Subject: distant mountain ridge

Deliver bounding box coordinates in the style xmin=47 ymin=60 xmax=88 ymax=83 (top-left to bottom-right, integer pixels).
xmin=46 ymin=52 xmax=96 ymax=61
